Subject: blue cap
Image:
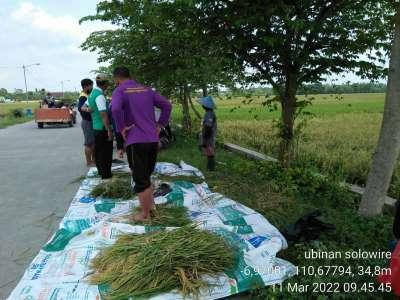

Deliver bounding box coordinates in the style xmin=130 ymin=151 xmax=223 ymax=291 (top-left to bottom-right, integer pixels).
xmin=198 ymin=96 xmax=216 ymax=109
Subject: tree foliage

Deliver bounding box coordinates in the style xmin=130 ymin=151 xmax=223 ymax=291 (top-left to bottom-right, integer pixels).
xmin=81 ymin=0 xmax=396 ymax=163
xmin=198 ymin=0 xmax=395 ymax=164
xmin=80 ymin=0 xmax=242 ymax=131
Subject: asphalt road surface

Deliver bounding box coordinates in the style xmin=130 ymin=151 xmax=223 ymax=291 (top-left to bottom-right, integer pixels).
xmin=0 ymin=119 xmax=89 ymax=299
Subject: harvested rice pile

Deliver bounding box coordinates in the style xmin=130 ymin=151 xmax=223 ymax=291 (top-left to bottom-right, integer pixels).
xmin=156 ymin=174 xmax=204 ymax=184
xmin=128 ymin=204 xmax=191 ymax=227
xmin=91 ymin=176 xmax=134 ymax=199
xmin=88 ymin=225 xmax=235 ymax=299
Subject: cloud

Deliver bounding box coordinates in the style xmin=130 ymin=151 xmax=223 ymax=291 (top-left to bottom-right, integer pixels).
xmin=11 ymin=2 xmax=87 ymax=40
xmin=0 ymin=1 xmax=111 ymax=91
xmin=11 ymin=2 xmax=114 ymax=42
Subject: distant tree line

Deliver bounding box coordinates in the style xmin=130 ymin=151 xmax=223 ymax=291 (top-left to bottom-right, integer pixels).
xmin=223 ymin=82 xmax=386 ymax=97
xmin=0 ymin=88 xmax=79 ymax=102
xmin=297 ymin=82 xmax=386 ymax=94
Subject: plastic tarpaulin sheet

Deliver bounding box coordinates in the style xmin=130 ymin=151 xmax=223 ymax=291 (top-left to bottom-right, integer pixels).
xmin=8 ymin=161 xmax=296 ymax=300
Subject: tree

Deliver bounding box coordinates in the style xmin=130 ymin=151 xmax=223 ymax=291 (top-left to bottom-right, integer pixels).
xmin=359 ymin=4 xmax=400 ymax=217
xmin=0 ymin=88 xmax=8 ymax=97
xmin=80 ymin=0 xmax=241 ymax=132
xmin=199 ymin=0 xmax=394 ymax=165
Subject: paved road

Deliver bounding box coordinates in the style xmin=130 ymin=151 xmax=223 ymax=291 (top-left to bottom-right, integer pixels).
xmin=0 ymin=120 xmax=88 ymax=299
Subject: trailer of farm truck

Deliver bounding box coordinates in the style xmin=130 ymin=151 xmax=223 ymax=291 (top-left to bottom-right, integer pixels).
xmin=35 ymin=108 xmax=76 ymax=128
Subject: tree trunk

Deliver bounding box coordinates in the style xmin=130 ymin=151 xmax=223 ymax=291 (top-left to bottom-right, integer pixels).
xmin=278 ymin=75 xmax=297 ymax=167
xmin=358 ymin=7 xmax=400 ymax=217
xmin=202 ymin=85 xmax=208 ymax=97
xmin=188 ymin=94 xmax=202 ymax=119
xmin=181 ymin=84 xmax=192 ymax=133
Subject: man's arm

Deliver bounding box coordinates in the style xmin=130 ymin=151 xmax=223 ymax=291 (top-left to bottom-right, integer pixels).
xmin=153 ymin=91 xmax=172 ymax=127
xmin=111 ymin=88 xmax=125 ymax=133
xmin=78 ymin=96 xmax=87 ymax=113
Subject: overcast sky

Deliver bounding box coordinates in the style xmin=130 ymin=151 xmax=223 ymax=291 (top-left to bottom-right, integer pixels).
xmin=0 ymin=1 xmax=385 ymax=93
xmin=0 ymin=0 xmax=111 ymax=92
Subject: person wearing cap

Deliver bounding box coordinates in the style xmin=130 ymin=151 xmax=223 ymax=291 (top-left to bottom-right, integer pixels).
xmin=111 ymin=67 xmax=172 ymax=221
xmin=87 ymin=74 xmax=113 ymax=179
xmin=199 ymin=96 xmax=217 ymax=171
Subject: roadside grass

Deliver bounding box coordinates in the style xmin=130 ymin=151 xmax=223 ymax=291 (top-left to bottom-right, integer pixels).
xmin=0 ymin=116 xmax=33 ymax=129
xmin=158 ymin=131 xmax=394 ymax=299
xmin=0 ymin=101 xmax=39 ymax=128
xmin=0 ymin=101 xmax=39 ymax=114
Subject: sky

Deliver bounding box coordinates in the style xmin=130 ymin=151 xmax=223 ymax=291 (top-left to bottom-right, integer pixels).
xmin=0 ymin=1 xmax=386 ymax=93
xmin=0 ymin=0 xmax=112 ymax=92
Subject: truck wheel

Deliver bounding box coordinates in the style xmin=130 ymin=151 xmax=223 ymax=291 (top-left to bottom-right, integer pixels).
xmin=68 ymin=121 xmax=73 ymax=127
xmin=38 ymin=122 xmax=44 ymax=129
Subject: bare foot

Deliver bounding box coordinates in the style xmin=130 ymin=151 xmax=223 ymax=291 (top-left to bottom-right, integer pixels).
xmin=132 ymin=213 xmax=150 ymax=222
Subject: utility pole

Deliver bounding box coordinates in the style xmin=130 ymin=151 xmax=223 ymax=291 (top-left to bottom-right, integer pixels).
xmin=22 ymin=63 xmax=40 ymax=101
xmin=60 ymin=80 xmax=71 ymax=99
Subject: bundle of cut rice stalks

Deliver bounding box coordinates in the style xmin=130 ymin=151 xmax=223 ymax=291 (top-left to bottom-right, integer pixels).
xmin=156 ymin=174 xmax=204 ymax=184
xmin=88 ymin=225 xmax=235 ymax=299
xmin=90 ymin=175 xmax=134 ymax=199
xmin=128 ymin=204 xmax=191 ymax=227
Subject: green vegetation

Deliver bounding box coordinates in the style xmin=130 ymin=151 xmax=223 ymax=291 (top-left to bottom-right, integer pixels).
xmin=156 ymin=174 xmax=205 ymax=185
xmin=172 ymin=93 xmax=385 ymax=121
xmin=157 ymin=130 xmax=394 ymax=299
xmin=91 ymin=176 xmax=134 ymax=200
xmin=0 ymin=87 xmax=78 ymax=102
xmin=82 ymin=1 xmax=393 ymax=151
xmin=174 ymin=92 xmax=400 ymax=198
xmin=209 ymin=93 xmax=400 ymax=199
xmin=88 ymin=225 xmax=235 ymax=299
xmin=128 ymin=204 xmax=191 ymax=227
xmin=0 ymin=102 xmax=39 ymax=128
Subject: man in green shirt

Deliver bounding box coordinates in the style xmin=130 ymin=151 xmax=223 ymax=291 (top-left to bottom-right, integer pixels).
xmin=87 ymin=74 xmax=113 ymax=179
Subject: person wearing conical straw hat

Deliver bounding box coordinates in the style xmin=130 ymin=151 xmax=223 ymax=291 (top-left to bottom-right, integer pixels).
xmin=198 ymin=96 xmax=217 ymax=171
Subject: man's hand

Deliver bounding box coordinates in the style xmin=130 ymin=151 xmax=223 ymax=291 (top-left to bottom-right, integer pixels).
xmin=83 ymin=105 xmax=92 ymax=113
xmin=107 ymin=129 xmax=113 ymax=141
xmin=121 ymin=124 xmax=135 ymax=140
xmin=117 ymin=149 xmax=124 ymax=158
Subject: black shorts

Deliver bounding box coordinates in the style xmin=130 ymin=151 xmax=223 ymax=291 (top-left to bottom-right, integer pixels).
xmin=126 ymin=143 xmax=158 ymax=193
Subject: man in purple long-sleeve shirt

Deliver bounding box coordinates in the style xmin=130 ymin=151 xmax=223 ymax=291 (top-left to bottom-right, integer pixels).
xmin=111 ymin=67 xmax=172 ymax=221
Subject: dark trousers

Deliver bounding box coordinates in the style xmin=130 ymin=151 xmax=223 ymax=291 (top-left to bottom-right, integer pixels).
xmin=126 ymin=143 xmax=158 ymax=193
xmin=94 ymin=130 xmax=113 ymax=179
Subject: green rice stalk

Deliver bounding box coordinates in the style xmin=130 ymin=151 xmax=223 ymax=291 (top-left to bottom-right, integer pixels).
xmin=88 ymin=225 xmax=235 ymax=299
xmin=156 ymin=174 xmax=204 ymax=184
xmin=112 ymin=172 xmax=132 ymax=179
xmin=90 ymin=177 xmax=134 ymax=199
xmin=128 ymin=204 xmax=191 ymax=227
